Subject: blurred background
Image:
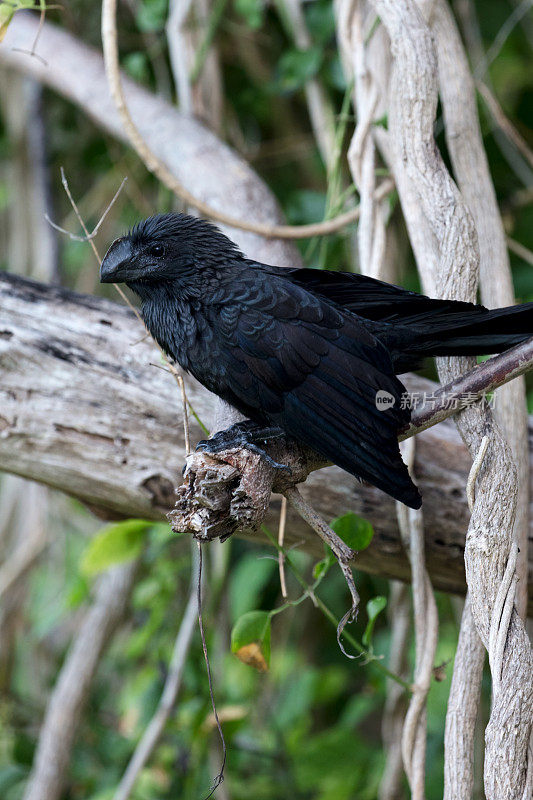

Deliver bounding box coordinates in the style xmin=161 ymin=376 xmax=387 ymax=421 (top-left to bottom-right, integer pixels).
xmin=0 ymin=1 xmax=532 ymax=798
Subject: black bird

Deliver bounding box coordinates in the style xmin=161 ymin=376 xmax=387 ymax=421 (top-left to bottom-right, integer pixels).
xmin=100 ymin=213 xmax=533 ymax=509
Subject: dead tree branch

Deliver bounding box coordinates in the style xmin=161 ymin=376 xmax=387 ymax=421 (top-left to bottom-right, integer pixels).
xmin=2 ymin=267 xmax=533 ymax=613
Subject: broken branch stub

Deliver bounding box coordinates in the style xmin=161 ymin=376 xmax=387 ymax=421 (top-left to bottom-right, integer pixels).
xmin=169 ymin=449 xmax=275 ymax=542
xmin=168 ymin=440 xmax=324 ymax=542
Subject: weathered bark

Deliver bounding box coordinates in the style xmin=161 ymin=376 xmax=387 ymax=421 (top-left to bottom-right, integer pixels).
xmin=1 ymin=271 xmax=533 ymax=611
xmin=371 ymin=2 xmax=532 ymax=796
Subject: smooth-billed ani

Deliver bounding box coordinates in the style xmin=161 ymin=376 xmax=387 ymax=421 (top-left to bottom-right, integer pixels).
xmin=100 ymin=213 xmax=533 ymax=509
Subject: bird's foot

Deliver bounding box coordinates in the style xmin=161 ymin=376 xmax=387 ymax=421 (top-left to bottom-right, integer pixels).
xmin=195 ymin=421 xmax=290 ymax=472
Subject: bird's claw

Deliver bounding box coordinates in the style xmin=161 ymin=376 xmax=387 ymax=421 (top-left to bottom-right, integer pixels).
xmin=195 ymin=423 xmax=291 ymax=473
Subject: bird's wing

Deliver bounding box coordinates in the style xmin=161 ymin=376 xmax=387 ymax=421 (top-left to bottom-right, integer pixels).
xmin=216 ymin=275 xmax=421 ymax=508
xmin=284 ymin=266 xmax=480 ymax=324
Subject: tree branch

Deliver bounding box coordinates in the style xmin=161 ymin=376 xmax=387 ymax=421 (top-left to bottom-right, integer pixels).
xmin=1 ymin=271 xmax=533 ymax=613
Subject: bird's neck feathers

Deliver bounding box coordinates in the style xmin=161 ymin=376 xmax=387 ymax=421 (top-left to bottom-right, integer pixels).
xmin=126 ymin=274 xmax=199 ymax=304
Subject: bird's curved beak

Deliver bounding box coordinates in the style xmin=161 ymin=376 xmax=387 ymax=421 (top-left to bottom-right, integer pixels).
xmin=100 ymin=237 xmax=133 ymax=284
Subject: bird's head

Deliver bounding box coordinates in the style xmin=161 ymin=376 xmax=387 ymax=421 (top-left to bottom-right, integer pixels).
xmin=100 ymin=212 xmax=243 ymax=294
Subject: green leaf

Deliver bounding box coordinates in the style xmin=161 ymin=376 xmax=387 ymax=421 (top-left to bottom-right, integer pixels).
xmin=229 ymin=554 xmax=276 ymax=623
xmin=65 ymin=574 xmax=90 ymax=609
xmin=313 ymin=558 xmax=328 ymax=580
xmin=235 ymin=0 xmax=264 ymax=29
xmin=373 ymin=113 xmax=388 ymax=130
xmin=136 ymin=0 xmax=167 ymax=32
xmin=313 ymin=548 xmax=335 ymax=580
xmin=0 ymin=3 xmax=15 ymax=42
xmin=277 ymin=47 xmax=323 ymax=92
xmin=80 ymin=519 xmax=151 ymax=576
xmin=231 ymin=610 xmax=271 ymax=671
xmin=305 ymin=1 xmax=336 ymax=43
xmin=362 ymin=596 xmax=387 ymax=647
xmin=0 ymin=764 xmax=26 ymax=794
xmin=122 ymin=52 xmax=150 ymax=83
xmin=330 ymin=512 xmax=374 ymax=551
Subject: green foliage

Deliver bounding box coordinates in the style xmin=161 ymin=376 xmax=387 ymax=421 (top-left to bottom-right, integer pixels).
xmin=122 ymin=52 xmax=151 ymax=83
xmin=330 ymin=511 xmax=375 ymax=551
xmin=305 ymin=0 xmax=336 ymax=43
xmin=80 ymin=519 xmax=152 ymax=576
xmin=363 ymin=596 xmax=388 ymax=647
xmin=0 ymin=0 xmax=38 ymax=42
xmin=135 ymin=0 xmax=168 ymax=33
xmin=229 ymin=552 xmax=277 ymax=622
xmin=0 ymin=3 xmax=14 ymax=42
xmin=234 ymin=0 xmax=264 ymax=30
xmin=276 ymin=46 xmax=324 ymax=93
xmin=231 ymin=610 xmax=271 ymax=671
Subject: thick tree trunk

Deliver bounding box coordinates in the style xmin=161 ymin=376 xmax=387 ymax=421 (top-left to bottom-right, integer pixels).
xmin=1 ymin=272 xmax=532 ymax=611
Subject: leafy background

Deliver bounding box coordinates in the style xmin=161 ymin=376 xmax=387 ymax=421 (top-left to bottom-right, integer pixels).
xmin=0 ymin=0 xmax=531 ymax=798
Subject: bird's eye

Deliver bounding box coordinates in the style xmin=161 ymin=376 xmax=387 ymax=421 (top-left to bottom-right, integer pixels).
xmin=149 ymin=243 xmax=164 ymax=257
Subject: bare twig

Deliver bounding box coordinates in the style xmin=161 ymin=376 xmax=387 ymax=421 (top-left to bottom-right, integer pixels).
xmin=507 ymin=235 xmax=533 ymax=267
xmin=283 ymin=485 xmax=359 ymax=656
xmin=45 ymin=176 xmax=127 ymax=241
xmin=474 ymin=0 xmax=533 ymax=78
xmin=11 ymin=0 xmax=48 ymax=65
xmin=466 ymin=435 xmax=489 ymax=513
xmin=166 ymin=0 xmax=224 ymax=131
xmin=460 ymin=0 xmax=533 ymax=186
xmin=113 ymin=544 xmax=199 ymax=800
xmin=166 ymin=0 xmax=194 ymax=112
xmin=196 ymin=542 xmax=227 ymax=798
xmin=488 ymin=542 xmax=518 ymax=695
xmin=277 ymin=496 xmax=288 ymax=600
xmin=477 ymin=81 xmax=533 ymax=171
xmin=0 ymin=522 xmax=47 ymax=599
xmin=339 ymin=0 xmax=388 ymax=278
xmin=165 ymin=361 xmax=191 ymax=455
xmin=55 ymin=166 xmax=147 ymax=332
xmin=403 ymin=336 xmax=533 ymax=439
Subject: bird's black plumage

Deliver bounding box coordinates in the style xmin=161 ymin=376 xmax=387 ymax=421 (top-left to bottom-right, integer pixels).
xmin=101 ymin=212 xmax=533 ymax=509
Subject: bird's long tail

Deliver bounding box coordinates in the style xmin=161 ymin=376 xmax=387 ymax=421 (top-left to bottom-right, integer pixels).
xmin=381 ymin=301 xmax=533 ymax=372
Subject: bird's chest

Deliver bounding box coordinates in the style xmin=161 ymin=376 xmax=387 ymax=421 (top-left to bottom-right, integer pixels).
xmin=144 ymin=298 xmax=222 ymax=381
